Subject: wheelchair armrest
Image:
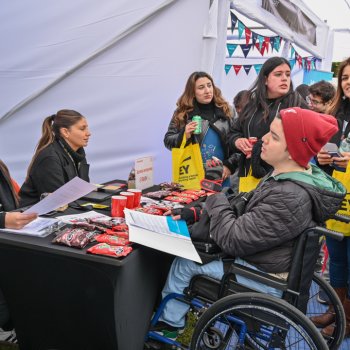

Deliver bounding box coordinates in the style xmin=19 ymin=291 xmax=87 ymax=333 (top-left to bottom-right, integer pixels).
xmin=228 ymin=264 xmax=292 ymax=293
xmin=313 ymin=226 xmax=344 ymax=241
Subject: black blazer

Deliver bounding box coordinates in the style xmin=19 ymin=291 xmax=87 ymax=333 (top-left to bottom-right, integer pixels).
xmin=19 ymin=140 xmax=90 ymax=207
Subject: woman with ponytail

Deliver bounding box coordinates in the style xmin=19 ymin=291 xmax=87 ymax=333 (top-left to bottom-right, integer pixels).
xmin=19 ymin=109 xmax=91 ymax=206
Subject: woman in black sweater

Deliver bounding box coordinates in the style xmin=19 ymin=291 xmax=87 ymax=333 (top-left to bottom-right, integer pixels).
xmin=20 ymin=109 xmax=91 ymax=206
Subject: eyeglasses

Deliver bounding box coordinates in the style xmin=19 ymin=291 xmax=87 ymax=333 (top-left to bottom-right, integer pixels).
xmin=306 ymin=96 xmax=324 ymax=106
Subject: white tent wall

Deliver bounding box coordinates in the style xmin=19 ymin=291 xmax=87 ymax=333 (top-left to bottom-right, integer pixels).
xmin=0 ymin=0 xmax=225 ymax=186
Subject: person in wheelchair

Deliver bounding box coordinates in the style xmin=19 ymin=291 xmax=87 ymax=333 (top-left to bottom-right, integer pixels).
xmin=153 ymin=107 xmax=346 ymax=336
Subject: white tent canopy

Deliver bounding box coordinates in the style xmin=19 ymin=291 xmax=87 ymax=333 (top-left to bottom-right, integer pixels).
xmin=1 ymin=0 xmax=231 ymax=185
xmin=0 ymin=0 xmax=334 ymax=187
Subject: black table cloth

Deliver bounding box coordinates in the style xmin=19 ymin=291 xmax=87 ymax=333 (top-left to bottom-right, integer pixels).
xmin=0 ymin=192 xmax=172 ymax=350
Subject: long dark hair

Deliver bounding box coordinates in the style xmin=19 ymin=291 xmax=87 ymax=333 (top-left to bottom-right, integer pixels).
xmin=27 ymin=109 xmax=84 ymax=176
xmin=173 ymin=71 xmax=232 ymax=127
xmin=328 ymin=57 xmax=350 ymax=116
xmin=240 ymin=57 xmax=293 ymax=121
xmin=0 ymin=160 xmax=19 ymax=205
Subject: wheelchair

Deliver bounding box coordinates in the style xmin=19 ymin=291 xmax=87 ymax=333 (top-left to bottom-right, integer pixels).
xmin=145 ymin=218 xmax=347 ymax=350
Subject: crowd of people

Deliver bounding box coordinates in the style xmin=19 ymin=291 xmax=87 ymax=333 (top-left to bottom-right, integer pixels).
xmin=2 ymin=55 xmax=350 ymax=345
xmin=155 ymin=55 xmax=350 ymax=342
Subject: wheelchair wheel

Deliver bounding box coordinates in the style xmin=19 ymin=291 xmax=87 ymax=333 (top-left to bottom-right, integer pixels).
xmin=190 ymin=292 xmax=328 ymax=350
xmin=306 ymin=273 xmax=345 ymax=350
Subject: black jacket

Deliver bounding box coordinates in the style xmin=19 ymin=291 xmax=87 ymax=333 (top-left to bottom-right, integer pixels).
xmin=0 ymin=169 xmax=17 ymax=228
xmin=19 ymin=139 xmax=90 ymax=206
xmin=205 ymin=165 xmax=345 ymax=273
xmin=164 ymin=103 xmax=239 ymax=172
xmin=230 ymin=91 xmax=308 ymax=176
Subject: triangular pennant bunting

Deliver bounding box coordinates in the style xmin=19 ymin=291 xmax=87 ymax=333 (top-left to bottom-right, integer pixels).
xmin=273 ymin=36 xmax=281 ymax=51
xmin=245 ymin=28 xmax=252 ymax=45
xmin=227 ymin=43 xmax=237 ymax=57
xmin=269 ymin=37 xmax=275 ymax=52
xmin=225 ymin=64 xmax=232 ymax=75
xmin=291 ymin=46 xmax=295 ymax=58
xmin=252 ymin=32 xmax=258 ymax=47
xmin=264 ymin=37 xmax=270 ymax=53
xmin=254 ymin=64 xmax=263 ymax=75
xmin=258 ymin=35 xmax=264 ymax=51
xmin=240 ymin=44 xmax=252 ymax=58
xmin=233 ymin=65 xmax=242 ymax=75
xmin=230 ymin=12 xmax=238 ymax=33
xmin=243 ymin=65 xmax=252 ymax=75
xmin=289 ymin=59 xmax=296 ymax=70
xmin=238 ymin=21 xmax=245 ymax=40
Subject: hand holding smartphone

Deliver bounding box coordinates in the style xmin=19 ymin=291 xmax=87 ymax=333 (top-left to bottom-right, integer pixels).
xmin=323 ymin=143 xmax=342 ymax=158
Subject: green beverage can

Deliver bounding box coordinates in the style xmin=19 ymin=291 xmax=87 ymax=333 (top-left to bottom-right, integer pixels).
xmin=192 ymin=115 xmax=202 ymax=134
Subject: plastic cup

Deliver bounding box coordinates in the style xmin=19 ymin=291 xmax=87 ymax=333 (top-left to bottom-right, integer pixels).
xmin=120 ymin=192 xmax=134 ymax=209
xmin=127 ymin=189 xmax=142 ymax=208
xmin=111 ymin=196 xmax=127 ymax=217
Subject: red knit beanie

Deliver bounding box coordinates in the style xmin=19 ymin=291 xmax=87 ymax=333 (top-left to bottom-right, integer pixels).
xmin=280 ymin=107 xmax=338 ymax=167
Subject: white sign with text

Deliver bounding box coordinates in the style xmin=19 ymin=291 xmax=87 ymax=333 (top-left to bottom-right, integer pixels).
xmin=135 ymin=156 xmax=154 ymax=190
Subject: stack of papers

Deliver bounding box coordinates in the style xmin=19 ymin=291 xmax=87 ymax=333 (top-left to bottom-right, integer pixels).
xmin=0 ymin=217 xmax=62 ymax=237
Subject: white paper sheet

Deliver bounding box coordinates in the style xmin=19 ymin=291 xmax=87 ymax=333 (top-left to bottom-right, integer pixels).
xmin=125 ymin=209 xmax=202 ymax=263
xmin=23 ymin=177 xmax=97 ymax=215
xmin=0 ymin=217 xmax=60 ymax=237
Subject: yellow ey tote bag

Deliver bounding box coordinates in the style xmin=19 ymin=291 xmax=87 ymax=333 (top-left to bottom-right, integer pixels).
xmin=326 ymin=163 xmax=350 ymax=236
xmin=172 ymin=135 xmax=205 ymax=190
xmin=238 ymin=166 xmax=261 ymax=193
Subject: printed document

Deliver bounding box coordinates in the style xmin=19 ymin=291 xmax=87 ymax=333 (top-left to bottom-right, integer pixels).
xmin=125 ymin=209 xmax=202 ymax=263
xmin=23 ymin=177 xmax=97 ymax=215
xmin=0 ymin=217 xmax=60 ymax=237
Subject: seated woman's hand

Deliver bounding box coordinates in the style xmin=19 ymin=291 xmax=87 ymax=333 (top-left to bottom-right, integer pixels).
xmin=317 ymin=148 xmax=333 ymax=165
xmin=5 ymin=212 xmax=38 ymax=230
xmin=235 ymin=138 xmax=252 ymax=157
xmin=185 ymin=121 xmax=198 ymax=140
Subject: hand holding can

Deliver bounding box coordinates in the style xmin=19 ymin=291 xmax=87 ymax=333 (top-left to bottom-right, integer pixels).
xmin=192 ymin=115 xmax=202 ymax=134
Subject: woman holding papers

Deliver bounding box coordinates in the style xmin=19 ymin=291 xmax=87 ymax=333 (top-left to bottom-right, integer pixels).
xmin=19 ymin=110 xmax=91 ymax=206
xmin=0 ymin=160 xmax=36 ymax=341
xmin=0 ymin=160 xmax=37 ymax=229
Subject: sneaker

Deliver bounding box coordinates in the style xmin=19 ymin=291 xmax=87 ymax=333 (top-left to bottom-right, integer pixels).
xmin=0 ymin=328 xmax=17 ymax=343
xmin=317 ymin=289 xmax=330 ymax=305
xmin=150 ymin=321 xmax=183 ymax=340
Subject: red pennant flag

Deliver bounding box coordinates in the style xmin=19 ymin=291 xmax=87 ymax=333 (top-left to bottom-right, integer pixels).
xmin=260 ymin=41 xmax=267 ymax=56
xmin=233 ymin=65 xmax=242 ymax=75
xmin=245 ymin=28 xmax=252 ymax=45
xmin=254 ymin=43 xmax=263 ymax=56
xmin=264 ymin=37 xmax=270 ymax=53
xmin=307 ymin=58 xmax=311 ymax=71
xmin=296 ymin=54 xmax=302 ymax=67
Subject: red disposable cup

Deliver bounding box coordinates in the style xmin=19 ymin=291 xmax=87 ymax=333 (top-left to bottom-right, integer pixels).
xmin=111 ymin=196 xmax=127 ymax=217
xmin=120 ymin=192 xmax=134 ymax=209
xmin=127 ymin=189 xmax=142 ymax=208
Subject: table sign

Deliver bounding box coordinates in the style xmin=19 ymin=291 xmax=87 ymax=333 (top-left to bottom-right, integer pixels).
xmin=135 ymin=156 xmax=154 ymax=190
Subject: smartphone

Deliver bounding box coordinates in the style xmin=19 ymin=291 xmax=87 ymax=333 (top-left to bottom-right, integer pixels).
xmin=323 ymin=142 xmax=342 ymax=158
